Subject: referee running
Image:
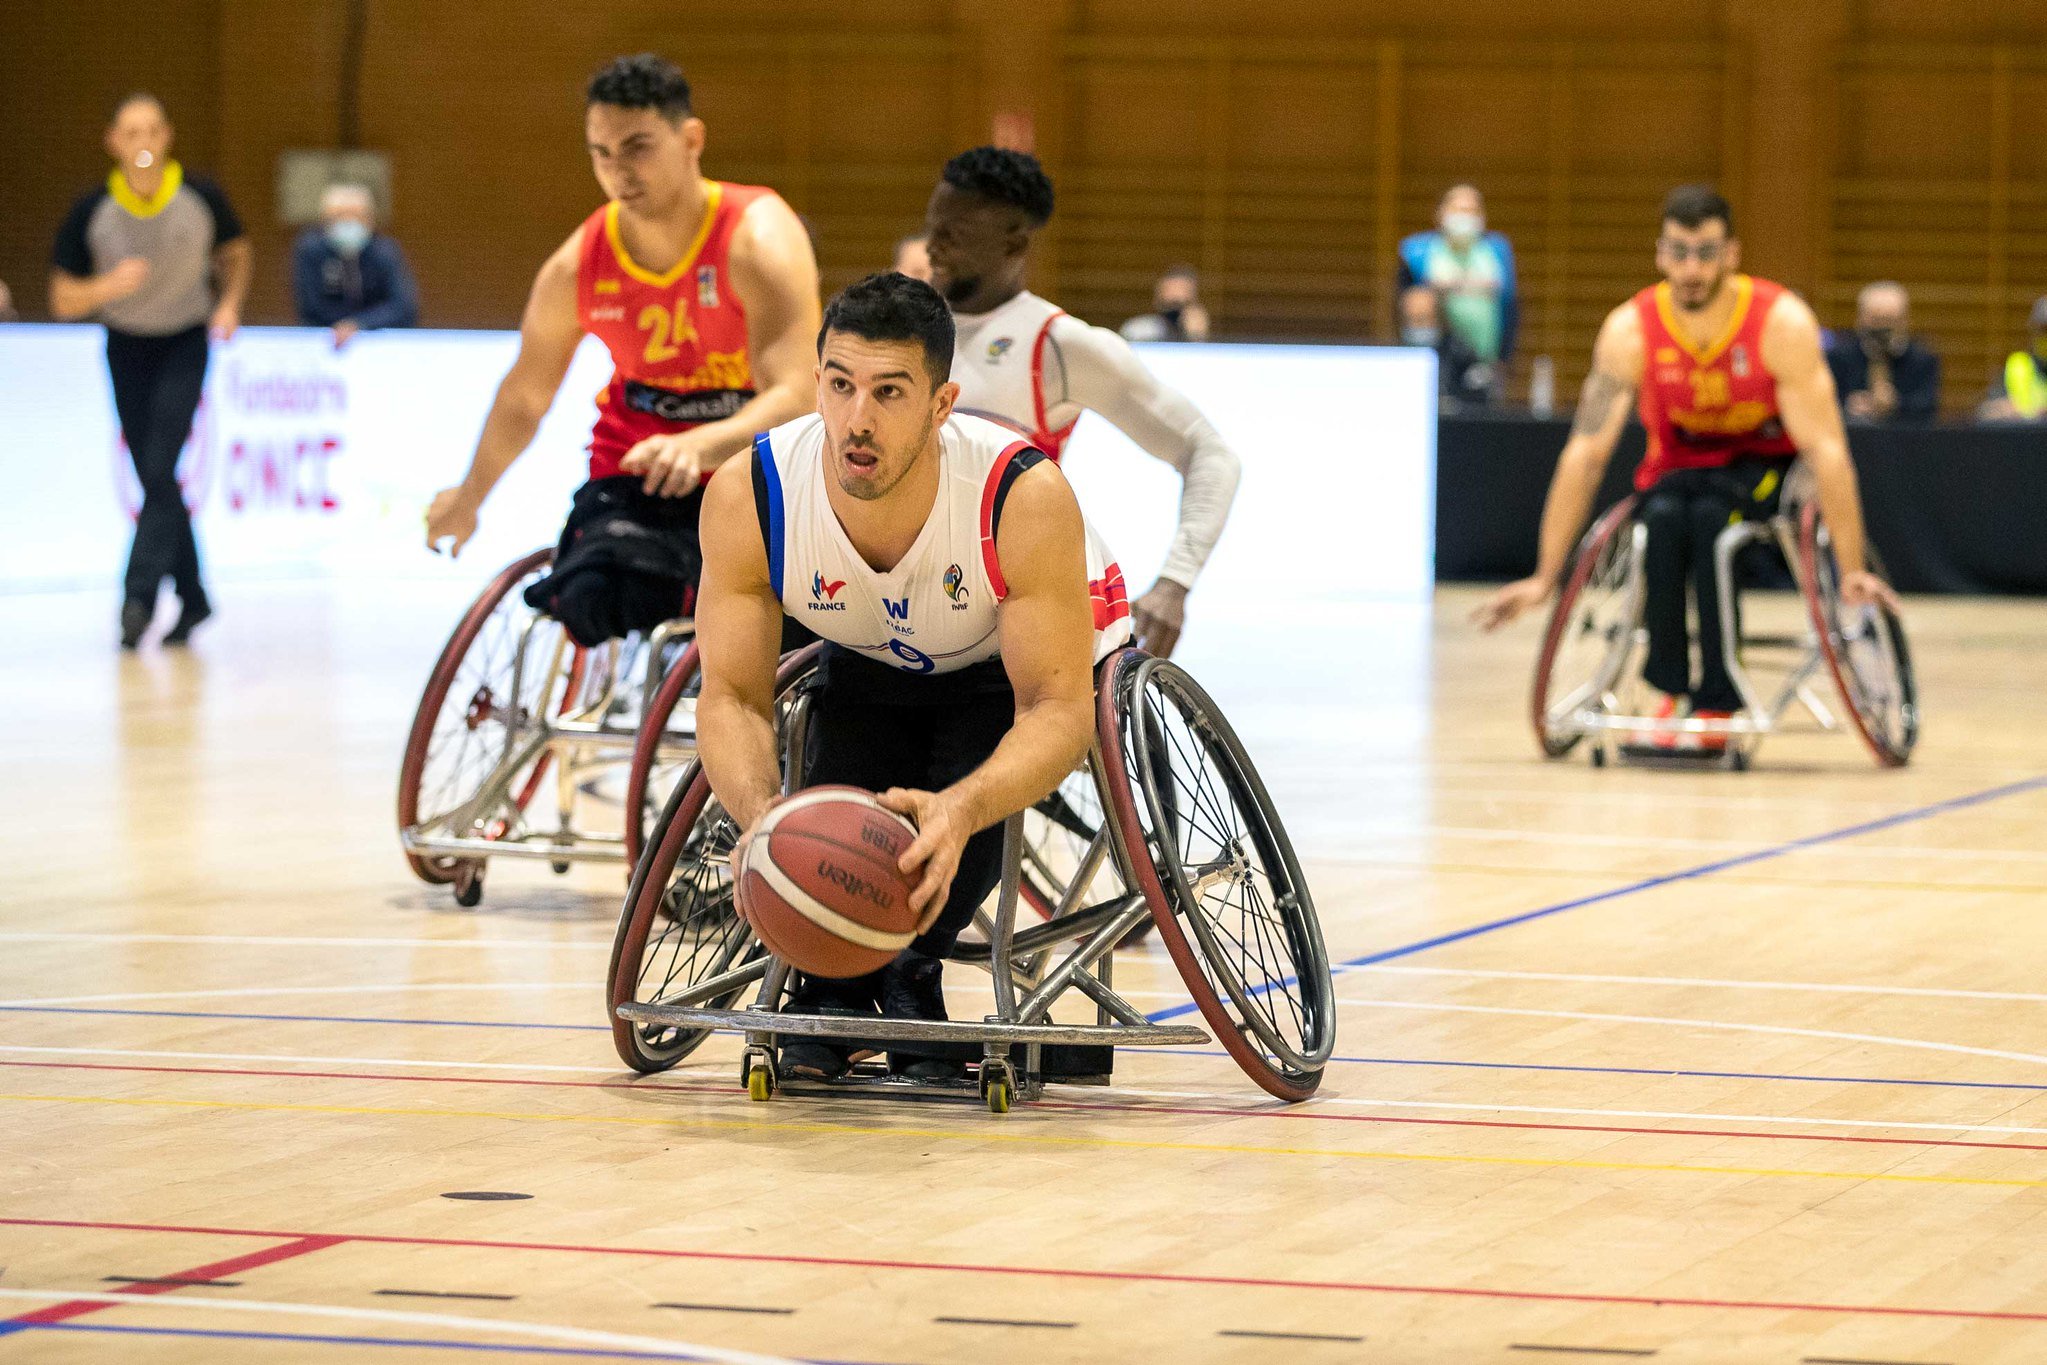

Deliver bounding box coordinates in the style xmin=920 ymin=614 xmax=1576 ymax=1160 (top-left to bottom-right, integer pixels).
xmin=52 ymin=93 xmax=251 ymax=649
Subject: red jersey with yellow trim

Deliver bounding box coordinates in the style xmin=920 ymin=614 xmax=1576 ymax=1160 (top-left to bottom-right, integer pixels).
xmin=576 ymin=181 xmax=775 ymax=481
xmin=1631 ymin=274 xmax=1798 ymax=491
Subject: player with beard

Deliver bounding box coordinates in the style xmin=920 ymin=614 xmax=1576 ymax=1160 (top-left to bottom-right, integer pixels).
xmin=923 ymin=147 xmax=1239 ymax=659
xmin=1474 ymin=185 xmax=1898 ymax=750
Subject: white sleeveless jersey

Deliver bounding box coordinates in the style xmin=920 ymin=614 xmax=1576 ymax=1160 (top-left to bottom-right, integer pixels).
xmin=947 ymin=291 xmax=1079 ymax=459
xmin=753 ymin=412 xmax=1131 ymax=676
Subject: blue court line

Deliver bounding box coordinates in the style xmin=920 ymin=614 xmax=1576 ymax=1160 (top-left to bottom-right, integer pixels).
xmin=1148 ymin=772 xmax=2047 ymax=1024
xmin=0 ymin=1320 xmax=885 ymax=1363
xmin=1149 ymin=1049 xmax=2047 ymax=1093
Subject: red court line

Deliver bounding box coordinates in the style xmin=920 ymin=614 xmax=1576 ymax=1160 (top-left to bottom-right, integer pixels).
xmin=2 ymin=1233 xmax=343 ymax=1329
xmin=7 ymin=1215 xmax=2047 ymax=1326
xmin=6 ymin=1057 xmax=2046 ymax=1154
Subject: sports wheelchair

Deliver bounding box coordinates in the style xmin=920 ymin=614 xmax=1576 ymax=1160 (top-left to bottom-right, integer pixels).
xmin=607 ymin=644 xmax=1336 ymax=1113
xmin=397 ymin=548 xmax=704 ymax=905
xmin=1532 ymin=466 xmax=1917 ymax=770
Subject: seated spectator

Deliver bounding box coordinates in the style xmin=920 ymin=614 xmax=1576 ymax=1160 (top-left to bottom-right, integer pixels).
xmin=1400 ymin=284 xmax=1493 ymax=408
xmin=893 ymin=233 xmax=931 ymax=283
xmin=1120 ymin=265 xmax=1210 ymax=342
xmin=292 ymin=183 xmax=418 ymax=347
xmin=0 ymin=278 xmax=16 ymax=322
xmin=1825 ymin=281 xmax=1939 ymax=423
xmin=1979 ymin=295 xmax=2047 ymax=422
xmin=1399 ymin=183 xmax=1517 ymax=366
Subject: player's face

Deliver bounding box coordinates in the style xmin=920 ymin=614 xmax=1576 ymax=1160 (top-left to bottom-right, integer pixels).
xmin=923 ymin=184 xmax=1025 ymax=308
xmin=585 ymin=105 xmax=703 ymax=216
xmin=1656 ymin=219 xmax=1738 ymax=312
xmin=815 ymin=333 xmax=960 ymax=503
xmin=105 ymin=99 xmax=172 ymax=173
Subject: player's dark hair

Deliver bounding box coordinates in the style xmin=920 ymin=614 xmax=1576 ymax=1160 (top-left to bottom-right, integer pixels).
xmin=940 ymin=146 xmax=1055 ymax=227
xmin=586 ymin=54 xmax=693 ymax=122
xmin=110 ymin=91 xmax=165 ymax=125
xmin=819 ymin=272 xmax=956 ymax=386
xmin=1662 ymin=184 xmax=1734 ymax=235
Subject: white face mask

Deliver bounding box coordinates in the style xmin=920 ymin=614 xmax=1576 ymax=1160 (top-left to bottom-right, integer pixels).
xmin=326 ymin=218 xmax=371 ymax=256
xmin=1442 ymin=210 xmax=1484 ymax=244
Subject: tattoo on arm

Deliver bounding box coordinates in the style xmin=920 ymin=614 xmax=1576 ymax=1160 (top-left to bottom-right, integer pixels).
xmin=1571 ymin=370 xmax=1634 ymax=436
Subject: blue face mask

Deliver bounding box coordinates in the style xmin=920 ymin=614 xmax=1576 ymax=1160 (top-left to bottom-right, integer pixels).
xmin=325 ymin=219 xmax=371 ymax=256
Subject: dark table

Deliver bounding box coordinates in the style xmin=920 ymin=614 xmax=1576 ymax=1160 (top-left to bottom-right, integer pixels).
xmin=1435 ymin=411 xmax=2047 ymax=593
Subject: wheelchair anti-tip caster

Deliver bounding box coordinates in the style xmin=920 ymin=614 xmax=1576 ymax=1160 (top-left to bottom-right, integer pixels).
xmin=744 ymin=1050 xmax=776 ymax=1102
xmin=452 ymin=864 xmax=484 ymax=908
xmin=980 ymin=1057 xmax=1016 ymax=1115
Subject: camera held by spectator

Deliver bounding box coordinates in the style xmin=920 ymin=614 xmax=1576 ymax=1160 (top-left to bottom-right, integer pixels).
xmin=292 ymin=183 xmax=420 ymax=348
xmin=1825 ymin=281 xmax=1939 ymax=423
xmin=1121 ymin=265 xmax=1210 ymax=343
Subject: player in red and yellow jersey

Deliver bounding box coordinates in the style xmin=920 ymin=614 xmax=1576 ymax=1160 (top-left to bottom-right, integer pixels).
xmin=426 ymin=54 xmax=820 ymax=644
xmin=1475 ymin=186 xmax=1898 ymax=746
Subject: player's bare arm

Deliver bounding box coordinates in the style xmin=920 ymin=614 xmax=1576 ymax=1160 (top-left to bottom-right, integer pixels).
xmin=1761 ymin=292 xmax=1899 ymax=613
xmin=425 ymin=232 xmax=584 ymax=556
xmin=618 ymin=195 xmax=823 ymax=497
xmin=1474 ymin=303 xmax=1644 ymax=629
xmin=694 ymin=456 xmax=792 ymax=843
xmin=878 ymin=464 xmax=1098 ymax=923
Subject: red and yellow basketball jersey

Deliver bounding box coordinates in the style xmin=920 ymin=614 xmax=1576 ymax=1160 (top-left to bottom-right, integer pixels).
xmin=576 ymin=181 xmax=775 ymax=480
xmin=1631 ymin=274 xmax=1798 ymax=491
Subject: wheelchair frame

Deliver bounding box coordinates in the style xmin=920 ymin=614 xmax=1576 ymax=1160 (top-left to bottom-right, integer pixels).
xmin=610 ymin=646 xmax=1335 ymax=1113
xmin=1532 ymin=473 xmax=1917 ymax=770
xmin=397 ymin=547 xmax=701 ymax=904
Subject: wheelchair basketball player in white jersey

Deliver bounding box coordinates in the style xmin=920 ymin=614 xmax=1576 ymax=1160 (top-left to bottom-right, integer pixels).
xmin=693 ymin=271 xmax=1133 ymax=1083
xmin=924 ymin=147 xmax=1240 ymax=659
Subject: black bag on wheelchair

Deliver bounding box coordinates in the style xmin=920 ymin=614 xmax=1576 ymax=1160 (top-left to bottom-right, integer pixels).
xmin=523 ymin=476 xmax=702 ymax=648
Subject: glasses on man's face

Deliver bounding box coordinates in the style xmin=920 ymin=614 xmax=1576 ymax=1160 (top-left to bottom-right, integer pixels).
xmin=1658 ymin=238 xmax=1725 ymax=265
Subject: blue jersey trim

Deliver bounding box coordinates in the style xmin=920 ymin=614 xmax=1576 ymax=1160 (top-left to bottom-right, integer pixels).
xmin=753 ymin=431 xmax=785 ymax=600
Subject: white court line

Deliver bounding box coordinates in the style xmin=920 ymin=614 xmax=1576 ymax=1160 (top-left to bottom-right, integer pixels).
xmin=12 ymin=1041 xmax=2046 ymax=1141
xmin=1339 ymin=964 xmax=2047 ymax=1005
xmin=0 ymin=1287 xmax=797 ymax=1364
xmin=0 ymin=982 xmax=590 ymax=1009
xmin=0 ymin=932 xmax=614 ymax=949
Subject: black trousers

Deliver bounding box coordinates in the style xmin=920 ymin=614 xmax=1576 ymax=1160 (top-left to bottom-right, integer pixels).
xmin=798 ymin=650 xmax=1015 ymax=961
xmin=1639 ymin=458 xmax=1789 ymax=712
xmin=107 ymin=325 xmax=210 ymax=608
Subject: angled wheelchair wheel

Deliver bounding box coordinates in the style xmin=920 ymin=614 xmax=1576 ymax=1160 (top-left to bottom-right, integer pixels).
xmin=1531 ymin=495 xmax=1642 ymax=758
xmin=607 ymin=645 xmax=822 ymax=1072
xmin=1097 ymin=649 xmax=1335 ymax=1101
xmin=622 ymin=640 xmax=704 ymax=868
xmin=1798 ymin=504 xmax=1918 ymax=767
xmin=398 ymin=548 xmax=571 ymax=885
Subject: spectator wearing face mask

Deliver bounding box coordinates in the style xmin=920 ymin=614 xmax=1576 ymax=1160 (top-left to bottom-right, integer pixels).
xmin=1825 ymin=281 xmax=1939 ymax=423
xmin=1120 ymin=265 xmax=1211 ymax=343
xmin=1398 ymin=284 xmax=1493 ymax=408
xmin=1978 ymin=295 xmax=2047 ymax=422
xmin=1398 ymin=183 xmax=1518 ymax=367
xmin=292 ymin=183 xmax=419 ymax=348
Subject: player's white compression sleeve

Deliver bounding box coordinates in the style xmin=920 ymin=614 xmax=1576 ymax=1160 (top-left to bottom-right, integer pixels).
xmin=1048 ymin=319 xmax=1242 ymax=590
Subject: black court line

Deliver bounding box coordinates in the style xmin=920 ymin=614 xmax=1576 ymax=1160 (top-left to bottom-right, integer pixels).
xmin=439 ymin=1191 xmax=532 ymax=1202
xmin=101 ymin=1276 xmax=241 ymax=1288
xmin=1801 ymin=1357 xmax=1953 ymax=1365
xmin=373 ymin=1289 xmax=518 ymax=1302
xmin=933 ymin=1315 xmax=1076 ymax=1329
xmin=1511 ymin=1347 xmax=1657 ymax=1358
xmin=1218 ymin=1328 xmax=1365 ymax=1343
xmin=650 ymin=1303 xmax=795 ymax=1316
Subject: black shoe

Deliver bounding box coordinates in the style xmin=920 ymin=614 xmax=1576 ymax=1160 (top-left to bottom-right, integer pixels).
xmin=162 ymin=599 xmax=212 ymax=646
xmin=120 ymin=600 xmax=152 ymax=650
xmin=777 ymin=973 xmax=880 ymax=1081
xmin=881 ymin=953 xmax=968 ymax=1081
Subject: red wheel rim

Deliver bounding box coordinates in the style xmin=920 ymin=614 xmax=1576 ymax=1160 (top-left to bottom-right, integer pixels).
xmin=622 ymin=641 xmax=702 ymax=868
xmin=1530 ymin=495 xmax=1639 ymax=758
xmin=1799 ymin=502 xmax=1910 ymax=768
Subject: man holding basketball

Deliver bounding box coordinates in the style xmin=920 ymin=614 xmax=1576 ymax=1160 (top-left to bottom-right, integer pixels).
xmin=1475 ymin=186 xmax=1897 ymax=749
xmin=424 ymin=54 xmax=820 ymax=645
xmin=694 ymin=271 xmax=1132 ymax=1081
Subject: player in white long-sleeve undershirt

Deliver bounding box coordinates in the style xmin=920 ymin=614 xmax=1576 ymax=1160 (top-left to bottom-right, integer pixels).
xmin=923 ymin=147 xmax=1241 ymax=658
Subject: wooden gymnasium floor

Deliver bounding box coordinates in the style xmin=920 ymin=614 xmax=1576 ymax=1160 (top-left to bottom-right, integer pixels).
xmin=3 ymin=577 xmax=2046 ymax=1364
